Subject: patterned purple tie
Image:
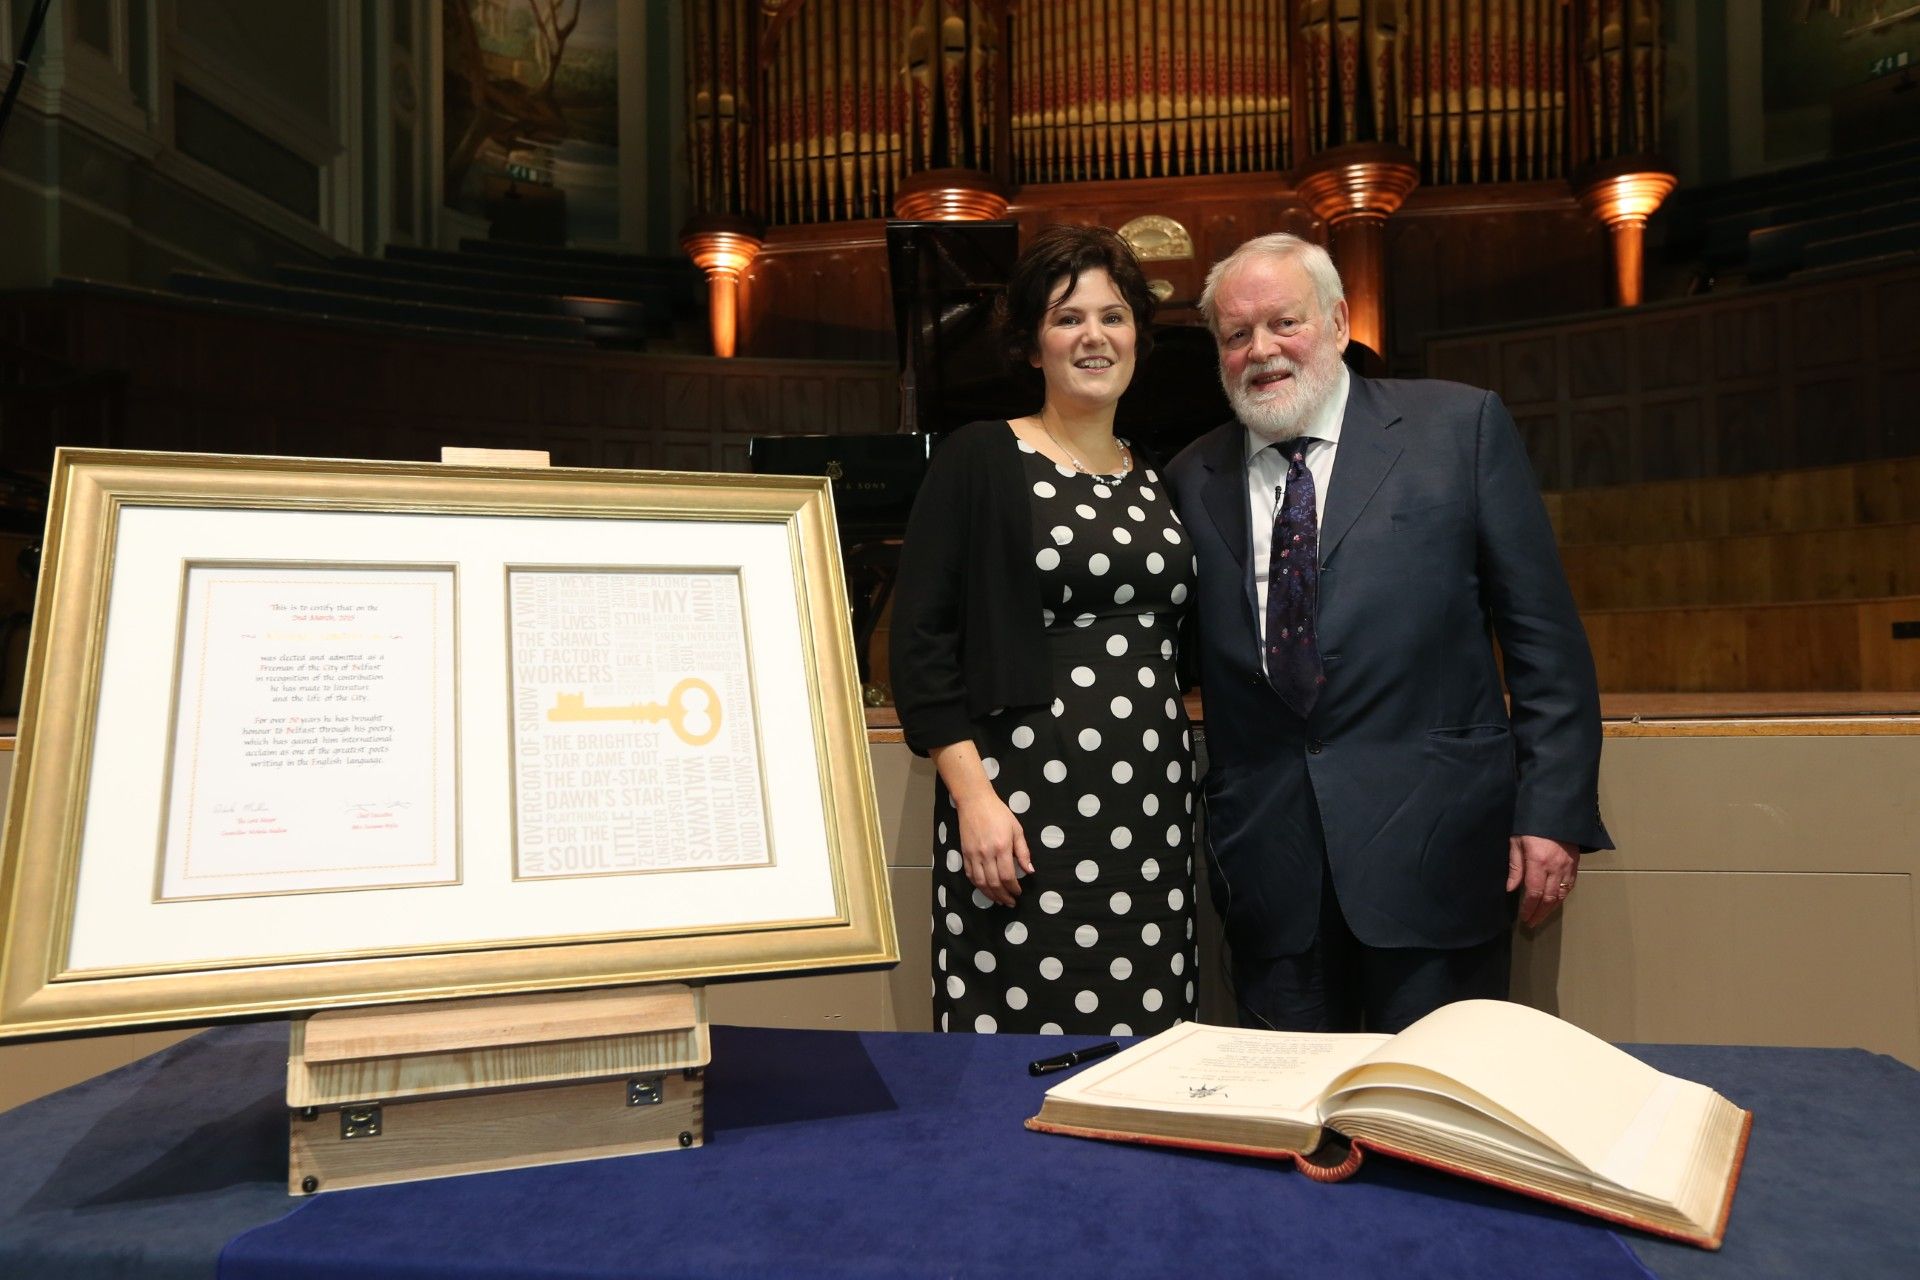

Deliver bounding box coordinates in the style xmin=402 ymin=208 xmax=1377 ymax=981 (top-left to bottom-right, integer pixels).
xmin=1265 ymin=444 xmax=1323 ymax=718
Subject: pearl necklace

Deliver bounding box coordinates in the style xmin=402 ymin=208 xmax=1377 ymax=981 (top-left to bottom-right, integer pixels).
xmin=1041 ymin=420 xmax=1132 ymax=480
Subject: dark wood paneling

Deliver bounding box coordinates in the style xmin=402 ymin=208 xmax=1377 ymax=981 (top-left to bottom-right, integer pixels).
xmin=1387 ymin=195 xmax=1609 ymax=376
xmin=0 ymin=291 xmax=896 ymax=477
xmin=1641 ymin=398 xmax=1705 ymax=482
xmin=741 ymin=227 xmax=893 ymax=362
xmin=1427 ymin=262 xmax=1920 ymax=491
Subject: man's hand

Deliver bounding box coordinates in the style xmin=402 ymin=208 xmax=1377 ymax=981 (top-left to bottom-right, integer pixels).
xmin=956 ymin=793 xmax=1034 ymax=908
xmin=1508 ymin=834 xmax=1579 ymax=928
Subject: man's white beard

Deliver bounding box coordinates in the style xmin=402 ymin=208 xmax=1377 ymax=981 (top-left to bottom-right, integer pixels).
xmin=1225 ymin=351 xmax=1340 ymax=444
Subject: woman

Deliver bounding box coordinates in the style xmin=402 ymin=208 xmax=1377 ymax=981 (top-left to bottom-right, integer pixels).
xmin=891 ymin=224 xmax=1198 ymax=1035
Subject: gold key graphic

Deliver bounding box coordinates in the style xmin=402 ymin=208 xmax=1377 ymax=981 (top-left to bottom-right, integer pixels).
xmin=547 ymin=677 xmax=722 ymax=747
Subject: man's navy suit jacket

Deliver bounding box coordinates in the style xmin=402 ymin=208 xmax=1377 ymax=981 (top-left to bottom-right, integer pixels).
xmin=1165 ymin=375 xmax=1611 ymax=959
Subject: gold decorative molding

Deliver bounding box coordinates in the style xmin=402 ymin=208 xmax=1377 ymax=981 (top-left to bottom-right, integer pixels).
xmin=681 ymin=214 xmax=766 ymax=360
xmin=891 ymin=168 xmax=1009 ymax=221
xmin=1117 ymin=214 xmax=1195 ymax=262
xmin=1293 ymin=142 xmax=1422 ymax=225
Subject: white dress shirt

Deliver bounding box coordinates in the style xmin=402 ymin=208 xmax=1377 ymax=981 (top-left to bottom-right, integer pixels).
xmin=1248 ymin=364 xmax=1350 ymax=652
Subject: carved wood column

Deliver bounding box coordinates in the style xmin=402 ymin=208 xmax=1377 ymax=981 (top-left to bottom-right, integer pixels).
xmin=1293 ymin=142 xmax=1419 ymax=359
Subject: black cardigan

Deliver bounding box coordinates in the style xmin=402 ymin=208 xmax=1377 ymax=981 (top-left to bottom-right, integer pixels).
xmin=889 ymin=421 xmax=1054 ymax=756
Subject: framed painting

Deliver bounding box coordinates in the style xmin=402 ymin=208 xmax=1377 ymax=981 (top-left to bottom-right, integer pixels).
xmin=0 ymin=450 xmax=895 ymax=1039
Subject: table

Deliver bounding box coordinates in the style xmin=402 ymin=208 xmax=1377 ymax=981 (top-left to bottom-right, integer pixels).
xmin=1 ymin=1023 xmax=1914 ymax=1279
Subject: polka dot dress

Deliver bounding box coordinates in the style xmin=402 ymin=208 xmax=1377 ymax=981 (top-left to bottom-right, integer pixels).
xmin=932 ymin=433 xmax=1199 ymax=1035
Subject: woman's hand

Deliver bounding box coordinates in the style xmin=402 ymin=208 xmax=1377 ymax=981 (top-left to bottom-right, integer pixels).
xmin=930 ymin=740 xmax=1035 ymax=908
xmin=955 ymin=792 xmax=1033 ymax=908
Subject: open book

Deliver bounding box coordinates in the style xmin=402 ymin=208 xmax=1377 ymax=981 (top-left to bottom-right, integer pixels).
xmin=1025 ymin=1000 xmax=1751 ymax=1249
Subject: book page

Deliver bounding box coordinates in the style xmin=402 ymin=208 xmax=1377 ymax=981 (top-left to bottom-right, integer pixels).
xmin=1056 ymin=1022 xmax=1391 ymax=1121
xmin=1321 ymin=1000 xmax=1672 ymax=1176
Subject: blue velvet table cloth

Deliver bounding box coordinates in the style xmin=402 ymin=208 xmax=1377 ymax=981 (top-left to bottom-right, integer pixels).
xmin=0 ymin=1022 xmax=1914 ymax=1279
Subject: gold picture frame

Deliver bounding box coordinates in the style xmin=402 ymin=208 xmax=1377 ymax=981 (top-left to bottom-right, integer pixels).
xmin=0 ymin=449 xmax=896 ymax=1040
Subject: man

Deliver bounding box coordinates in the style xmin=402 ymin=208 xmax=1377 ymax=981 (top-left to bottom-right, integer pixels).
xmin=1166 ymin=233 xmax=1610 ymax=1034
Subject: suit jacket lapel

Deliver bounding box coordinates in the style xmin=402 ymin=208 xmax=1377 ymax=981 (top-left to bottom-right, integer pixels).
xmin=1195 ymin=422 xmax=1260 ymax=638
xmin=1320 ymin=376 xmax=1403 ymax=565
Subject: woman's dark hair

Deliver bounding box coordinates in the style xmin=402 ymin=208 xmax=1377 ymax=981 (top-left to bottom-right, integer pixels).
xmin=997 ymin=223 xmax=1156 ymax=367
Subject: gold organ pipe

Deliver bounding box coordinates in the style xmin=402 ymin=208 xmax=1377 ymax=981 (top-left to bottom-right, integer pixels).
xmin=783 ymin=0 xmax=801 ymax=219
xmin=1276 ymin=0 xmax=1290 ymax=169
xmin=1412 ymin=0 xmax=1427 ymax=176
xmin=1520 ymin=0 xmax=1536 ymax=179
xmin=905 ymin=0 xmax=926 ymax=178
xmin=1154 ymin=0 xmax=1171 ymax=175
xmin=1445 ymin=0 xmax=1462 ymax=182
xmin=1433 ymin=0 xmax=1449 ymax=181
xmin=1300 ymin=1 xmax=1319 ymax=155
xmin=836 ymin=0 xmax=854 ymax=218
xmin=1652 ymin=0 xmax=1665 ymax=150
xmin=1011 ymin=1 xmax=1026 ymax=179
xmin=1502 ymin=0 xmax=1518 ymax=178
xmin=883 ymin=0 xmax=898 ymax=200
xmin=1029 ymin=0 xmax=1044 ymax=179
xmin=1172 ymin=0 xmax=1187 ymax=175
xmin=1584 ymin=0 xmax=1601 ymax=162
xmin=1428 ymin=0 xmax=1443 ymax=173
xmin=729 ymin=0 xmax=1663 ymax=229
xmin=1115 ymin=2 xmax=1134 ymax=178
xmin=1260 ymin=0 xmax=1275 ymax=170
xmin=1492 ymin=0 xmax=1503 ymax=179
xmin=1041 ymin=0 xmax=1054 ymax=181
xmin=1235 ymin=0 xmax=1247 ymax=170
xmin=714 ymin=0 xmax=729 ymax=207
xmin=1074 ymin=0 xmax=1085 ymax=179
xmin=938 ymin=0 xmax=955 ymax=167
xmin=1545 ymin=0 xmax=1557 ymax=175
xmin=967 ymin=0 xmax=983 ymax=177
xmin=1199 ymin=0 xmax=1215 ymax=169
xmin=1035 ymin=0 xmax=1047 ymax=180
xmin=1341 ymin=1 xmax=1358 ymax=149
xmin=1372 ymin=0 xmax=1395 ymax=150
xmin=829 ymin=0 xmax=845 ymax=212
xmin=1343 ymin=0 xmax=1356 ymax=149
xmin=1534 ymin=0 xmax=1547 ymax=178
xmin=1465 ymin=0 xmax=1483 ymax=179
xmin=1094 ymin=0 xmax=1113 ymax=177
xmin=688 ymin=0 xmax=709 ymax=208
xmin=856 ymin=0 xmax=873 ymax=217
xmin=832 ymin=0 xmax=848 ymax=215
xmin=723 ymin=0 xmax=734 ymax=201
xmin=756 ymin=13 xmax=771 ymax=220
xmin=1613 ymin=0 xmax=1627 ymax=153
xmin=801 ymin=0 xmax=818 ymax=218
xmin=1489 ymin=0 xmax=1506 ymax=179
xmin=1051 ymin=0 xmax=1067 ymax=180
xmin=1635 ymin=0 xmax=1651 ymax=149
xmin=1415 ymin=0 xmax=1427 ymax=176
xmin=740 ymin=0 xmax=754 ymax=209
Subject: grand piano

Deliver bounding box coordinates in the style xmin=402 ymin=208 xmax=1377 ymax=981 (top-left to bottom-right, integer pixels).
xmin=749 ymin=220 xmax=1233 ymax=698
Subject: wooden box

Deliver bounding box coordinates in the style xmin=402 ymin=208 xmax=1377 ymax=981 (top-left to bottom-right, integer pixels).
xmin=287 ymin=984 xmax=708 ymax=1194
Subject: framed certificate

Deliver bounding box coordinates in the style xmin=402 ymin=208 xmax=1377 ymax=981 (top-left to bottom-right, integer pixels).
xmin=0 ymin=450 xmax=895 ymax=1039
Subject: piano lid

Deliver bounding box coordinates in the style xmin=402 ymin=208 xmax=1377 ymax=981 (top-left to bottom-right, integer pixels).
xmin=886 ymin=220 xmax=1023 ymax=436
xmin=882 ymin=221 xmax=1300 ymax=462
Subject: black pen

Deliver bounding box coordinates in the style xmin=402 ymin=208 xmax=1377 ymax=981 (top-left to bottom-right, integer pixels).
xmin=1028 ymin=1040 xmax=1121 ymax=1076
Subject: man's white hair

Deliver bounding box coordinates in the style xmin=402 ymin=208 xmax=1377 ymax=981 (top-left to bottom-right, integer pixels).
xmin=1197 ymin=233 xmax=1346 ymax=333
